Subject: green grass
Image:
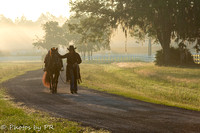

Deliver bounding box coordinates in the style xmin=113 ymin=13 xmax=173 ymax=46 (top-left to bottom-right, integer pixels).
xmin=80 ymin=62 xmax=200 ymax=111
xmin=0 ymin=62 xmax=108 ymax=133
xmin=0 ymin=62 xmax=42 ymax=83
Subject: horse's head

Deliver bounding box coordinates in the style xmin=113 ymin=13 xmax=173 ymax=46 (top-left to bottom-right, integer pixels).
xmin=50 ymin=47 xmax=58 ymax=56
xmin=48 ymin=47 xmax=62 ymax=71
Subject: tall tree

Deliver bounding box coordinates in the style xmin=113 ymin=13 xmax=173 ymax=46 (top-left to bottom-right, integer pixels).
xmin=70 ymin=0 xmax=200 ymax=64
xmin=67 ymin=15 xmax=112 ymax=60
xmin=33 ymin=21 xmax=66 ymax=50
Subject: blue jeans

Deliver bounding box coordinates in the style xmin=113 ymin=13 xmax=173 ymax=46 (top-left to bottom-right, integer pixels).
xmin=69 ymin=67 xmax=77 ymax=92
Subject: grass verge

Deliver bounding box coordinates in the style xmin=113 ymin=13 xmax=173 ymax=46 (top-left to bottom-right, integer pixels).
xmin=80 ymin=62 xmax=200 ymax=111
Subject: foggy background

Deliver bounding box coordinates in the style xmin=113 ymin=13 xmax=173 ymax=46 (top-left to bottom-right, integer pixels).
xmin=0 ymin=13 xmax=161 ymax=57
xmin=0 ymin=0 xmax=198 ymax=63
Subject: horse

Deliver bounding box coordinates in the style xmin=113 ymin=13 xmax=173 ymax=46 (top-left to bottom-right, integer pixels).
xmin=42 ymin=48 xmax=62 ymax=94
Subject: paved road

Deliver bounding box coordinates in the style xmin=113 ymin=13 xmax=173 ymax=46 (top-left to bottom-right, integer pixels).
xmin=3 ymin=70 xmax=200 ymax=133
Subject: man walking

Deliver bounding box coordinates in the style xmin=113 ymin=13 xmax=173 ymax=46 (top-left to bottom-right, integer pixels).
xmin=59 ymin=45 xmax=82 ymax=94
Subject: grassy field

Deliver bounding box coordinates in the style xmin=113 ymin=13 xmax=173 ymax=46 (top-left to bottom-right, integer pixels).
xmin=0 ymin=62 xmax=42 ymax=83
xmin=80 ymin=62 xmax=200 ymax=111
xmin=0 ymin=62 xmax=107 ymax=133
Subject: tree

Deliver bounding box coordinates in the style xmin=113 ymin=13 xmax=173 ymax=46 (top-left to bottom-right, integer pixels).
xmin=33 ymin=21 xmax=66 ymax=50
xmin=70 ymin=0 xmax=200 ymax=65
xmin=36 ymin=12 xmax=67 ymax=25
xmin=67 ymin=15 xmax=112 ymax=60
xmin=33 ymin=17 xmax=111 ymax=59
xmin=13 ymin=15 xmax=37 ymax=27
xmin=0 ymin=15 xmax=14 ymax=25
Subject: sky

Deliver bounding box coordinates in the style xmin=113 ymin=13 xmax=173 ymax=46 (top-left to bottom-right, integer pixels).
xmin=0 ymin=0 xmax=71 ymax=21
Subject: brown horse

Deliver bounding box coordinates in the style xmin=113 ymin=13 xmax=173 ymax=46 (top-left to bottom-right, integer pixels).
xmin=42 ymin=48 xmax=62 ymax=94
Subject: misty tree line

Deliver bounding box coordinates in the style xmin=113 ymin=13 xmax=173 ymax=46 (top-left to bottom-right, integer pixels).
xmin=0 ymin=13 xmax=68 ymax=56
xmin=0 ymin=12 xmax=66 ymax=26
xmin=69 ymin=0 xmax=200 ymax=65
xmin=32 ymin=0 xmax=200 ymax=64
xmin=33 ymin=16 xmax=111 ymax=60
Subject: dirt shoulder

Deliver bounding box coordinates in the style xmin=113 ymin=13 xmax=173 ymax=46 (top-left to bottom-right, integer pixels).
xmin=3 ymin=69 xmax=200 ymax=133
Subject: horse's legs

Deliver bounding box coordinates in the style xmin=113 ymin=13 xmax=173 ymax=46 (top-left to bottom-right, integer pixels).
xmin=48 ymin=70 xmax=59 ymax=94
xmin=51 ymin=73 xmax=58 ymax=94
xmin=54 ymin=71 xmax=59 ymax=94
xmin=49 ymin=73 xmax=53 ymax=93
xmin=51 ymin=74 xmax=55 ymax=94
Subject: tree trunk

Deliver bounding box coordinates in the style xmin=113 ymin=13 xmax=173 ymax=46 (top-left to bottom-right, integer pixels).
xmin=155 ymin=7 xmax=172 ymax=65
xmin=163 ymin=42 xmax=170 ymax=65
xmin=148 ymin=38 xmax=152 ymax=56
xmin=90 ymin=50 xmax=93 ymax=60
xmin=83 ymin=52 xmax=86 ymax=60
xmin=125 ymin=30 xmax=128 ymax=53
xmin=157 ymin=29 xmax=171 ymax=65
xmin=88 ymin=51 xmax=90 ymax=61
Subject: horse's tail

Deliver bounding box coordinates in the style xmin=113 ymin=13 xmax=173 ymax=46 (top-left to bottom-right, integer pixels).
xmin=42 ymin=72 xmax=50 ymax=88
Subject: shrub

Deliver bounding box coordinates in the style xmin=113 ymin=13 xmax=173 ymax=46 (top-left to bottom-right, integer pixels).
xmin=155 ymin=47 xmax=195 ymax=66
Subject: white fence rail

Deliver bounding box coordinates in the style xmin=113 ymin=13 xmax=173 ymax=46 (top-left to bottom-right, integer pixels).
xmin=82 ymin=55 xmax=155 ymax=62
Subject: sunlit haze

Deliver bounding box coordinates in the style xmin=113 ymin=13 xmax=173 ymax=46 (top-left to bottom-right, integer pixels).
xmin=0 ymin=0 xmax=161 ymax=56
xmin=0 ymin=0 xmax=70 ymax=21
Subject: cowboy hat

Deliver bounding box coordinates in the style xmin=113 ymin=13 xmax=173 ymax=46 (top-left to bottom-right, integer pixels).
xmin=67 ymin=45 xmax=77 ymax=51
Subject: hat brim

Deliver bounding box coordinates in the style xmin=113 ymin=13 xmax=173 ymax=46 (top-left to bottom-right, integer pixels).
xmin=67 ymin=47 xmax=77 ymax=50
